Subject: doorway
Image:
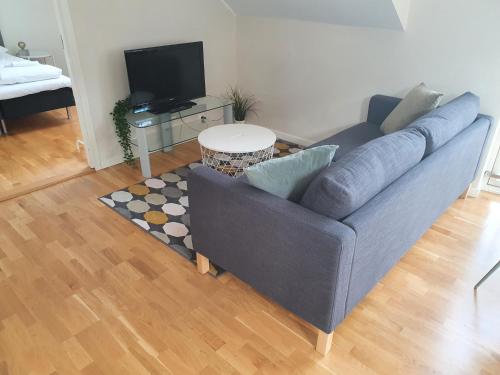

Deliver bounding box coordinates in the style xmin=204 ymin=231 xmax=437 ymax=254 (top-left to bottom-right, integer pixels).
xmin=0 ymin=0 xmax=94 ymax=202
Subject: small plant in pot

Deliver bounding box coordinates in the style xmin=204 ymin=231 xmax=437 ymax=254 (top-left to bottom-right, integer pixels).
xmin=226 ymin=86 xmax=257 ymax=123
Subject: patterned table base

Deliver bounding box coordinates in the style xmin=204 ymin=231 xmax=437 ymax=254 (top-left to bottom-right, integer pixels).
xmin=200 ymin=145 xmax=275 ymax=177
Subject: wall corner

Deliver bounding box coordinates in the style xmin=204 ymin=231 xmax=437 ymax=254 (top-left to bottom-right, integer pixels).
xmin=392 ymin=0 xmax=411 ymax=31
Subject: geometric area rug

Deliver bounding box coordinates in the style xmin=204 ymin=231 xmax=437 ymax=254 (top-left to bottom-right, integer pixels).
xmin=99 ymin=140 xmax=304 ymax=276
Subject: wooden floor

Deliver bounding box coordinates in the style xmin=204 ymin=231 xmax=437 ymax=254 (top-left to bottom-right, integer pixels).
xmin=0 ymin=107 xmax=89 ymax=202
xmin=0 ymin=141 xmax=498 ymax=375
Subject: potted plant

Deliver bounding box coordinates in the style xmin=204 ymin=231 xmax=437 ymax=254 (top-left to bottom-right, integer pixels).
xmin=111 ymin=97 xmax=134 ymax=165
xmin=226 ymin=86 xmax=257 ymax=123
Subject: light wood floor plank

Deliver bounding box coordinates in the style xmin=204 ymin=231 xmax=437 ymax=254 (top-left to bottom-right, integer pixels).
xmin=0 ymin=141 xmax=498 ymax=374
xmin=0 ymin=107 xmax=90 ymax=202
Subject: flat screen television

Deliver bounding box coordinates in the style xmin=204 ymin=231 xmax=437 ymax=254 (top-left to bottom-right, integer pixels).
xmin=124 ymin=41 xmax=206 ymax=113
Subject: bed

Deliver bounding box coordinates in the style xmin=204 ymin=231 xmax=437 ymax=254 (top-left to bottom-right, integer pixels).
xmin=0 ymin=35 xmax=75 ymax=135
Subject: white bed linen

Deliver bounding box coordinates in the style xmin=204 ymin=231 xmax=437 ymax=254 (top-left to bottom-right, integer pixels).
xmin=0 ymin=64 xmax=62 ymax=85
xmin=0 ymin=75 xmax=71 ymax=100
xmin=0 ymin=53 xmax=62 ymax=85
xmin=0 ymin=52 xmax=71 ymax=100
xmin=0 ymin=52 xmax=30 ymax=68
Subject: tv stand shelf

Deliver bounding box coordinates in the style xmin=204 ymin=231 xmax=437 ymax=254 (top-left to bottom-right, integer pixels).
xmin=126 ymin=96 xmax=233 ymax=178
xmin=148 ymin=100 xmax=196 ymax=115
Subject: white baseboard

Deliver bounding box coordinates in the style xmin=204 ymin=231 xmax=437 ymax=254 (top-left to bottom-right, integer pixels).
xmin=482 ymin=183 xmax=500 ymax=195
xmin=270 ymin=128 xmax=315 ymax=147
xmin=99 ymin=154 xmax=125 ymax=170
xmin=469 ymin=186 xmax=481 ymax=198
xmin=471 ymin=175 xmax=500 ymax=196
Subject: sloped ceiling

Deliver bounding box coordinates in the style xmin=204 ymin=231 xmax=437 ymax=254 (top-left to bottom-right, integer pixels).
xmin=223 ymin=0 xmax=410 ymax=30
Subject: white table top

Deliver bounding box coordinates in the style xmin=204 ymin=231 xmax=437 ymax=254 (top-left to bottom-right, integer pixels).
xmin=198 ymin=124 xmax=276 ymax=153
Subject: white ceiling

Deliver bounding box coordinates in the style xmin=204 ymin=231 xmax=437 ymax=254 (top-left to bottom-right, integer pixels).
xmin=222 ymin=0 xmax=410 ymax=30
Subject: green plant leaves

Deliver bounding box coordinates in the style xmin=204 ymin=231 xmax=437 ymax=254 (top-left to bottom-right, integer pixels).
xmin=111 ymin=97 xmax=134 ymax=165
xmin=225 ymin=87 xmax=257 ymax=122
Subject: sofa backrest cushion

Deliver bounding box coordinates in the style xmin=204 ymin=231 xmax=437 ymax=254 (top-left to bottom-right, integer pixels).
xmin=380 ymin=83 xmax=443 ymax=134
xmin=408 ymin=92 xmax=480 ymax=156
xmin=300 ymin=129 xmax=426 ymax=220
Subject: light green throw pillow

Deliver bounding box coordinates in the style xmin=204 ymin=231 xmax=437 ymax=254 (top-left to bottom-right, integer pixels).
xmin=380 ymin=83 xmax=443 ymax=134
xmin=244 ymin=145 xmax=338 ymax=201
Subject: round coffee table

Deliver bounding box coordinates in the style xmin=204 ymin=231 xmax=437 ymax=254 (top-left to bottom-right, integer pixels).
xmin=198 ymin=124 xmax=276 ymax=177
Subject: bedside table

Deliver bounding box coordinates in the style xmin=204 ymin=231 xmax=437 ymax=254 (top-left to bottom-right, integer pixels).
xmin=18 ymin=50 xmax=55 ymax=65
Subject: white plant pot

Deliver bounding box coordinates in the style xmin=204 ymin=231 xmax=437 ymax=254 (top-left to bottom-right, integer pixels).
xmin=235 ymin=120 xmax=246 ymax=124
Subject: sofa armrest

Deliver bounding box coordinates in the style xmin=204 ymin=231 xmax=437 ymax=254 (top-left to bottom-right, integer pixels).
xmin=188 ymin=167 xmax=357 ymax=333
xmin=367 ymin=94 xmax=401 ymax=126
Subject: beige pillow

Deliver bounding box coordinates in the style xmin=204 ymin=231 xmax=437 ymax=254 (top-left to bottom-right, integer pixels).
xmin=380 ymin=83 xmax=443 ymax=134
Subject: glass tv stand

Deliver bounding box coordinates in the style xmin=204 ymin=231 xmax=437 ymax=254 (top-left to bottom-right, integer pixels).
xmin=126 ymin=96 xmax=233 ymax=177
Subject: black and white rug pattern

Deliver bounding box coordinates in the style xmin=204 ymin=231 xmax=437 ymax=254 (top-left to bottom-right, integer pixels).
xmin=99 ymin=140 xmax=303 ymax=276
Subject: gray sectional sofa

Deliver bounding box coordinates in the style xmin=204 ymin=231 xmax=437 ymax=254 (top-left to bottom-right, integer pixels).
xmin=188 ymin=93 xmax=493 ymax=354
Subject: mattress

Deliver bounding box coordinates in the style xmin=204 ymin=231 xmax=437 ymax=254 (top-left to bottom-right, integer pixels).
xmin=0 ymin=75 xmax=72 ymax=101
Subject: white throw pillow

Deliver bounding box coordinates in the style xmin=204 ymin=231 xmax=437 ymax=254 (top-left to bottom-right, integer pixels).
xmin=380 ymin=83 xmax=443 ymax=134
xmin=0 ymin=46 xmax=8 ymax=54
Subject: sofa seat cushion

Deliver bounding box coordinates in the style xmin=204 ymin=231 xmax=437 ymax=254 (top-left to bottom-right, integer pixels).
xmin=408 ymin=92 xmax=480 ymax=156
xmin=301 ymin=129 xmax=426 ymax=220
xmin=310 ymin=122 xmax=384 ymax=161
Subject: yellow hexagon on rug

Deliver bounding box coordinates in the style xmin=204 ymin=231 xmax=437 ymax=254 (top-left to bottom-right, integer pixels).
xmin=275 ymin=142 xmax=290 ymax=150
xmin=144 ymin=211 xmax=168 ymax=225
xmin=129 ymin=184 xmax=150 ymax=196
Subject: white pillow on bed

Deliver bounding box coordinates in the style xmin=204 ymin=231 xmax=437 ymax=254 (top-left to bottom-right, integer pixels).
xmin=0 ymin=46 xmax=8 ymax=54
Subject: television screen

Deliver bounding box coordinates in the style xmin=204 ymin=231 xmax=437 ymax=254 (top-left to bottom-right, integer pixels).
xmin=124 ymin=41 xmax=206 ymax=109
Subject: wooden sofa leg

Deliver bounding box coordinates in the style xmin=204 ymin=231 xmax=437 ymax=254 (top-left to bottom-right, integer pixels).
xmin=196 ymin=253 xmax=210 ymax=274
xmin=316 ymin=330 xmax=334 ymax=355
xmin=459 ymin=184 xmax=471 ymax=199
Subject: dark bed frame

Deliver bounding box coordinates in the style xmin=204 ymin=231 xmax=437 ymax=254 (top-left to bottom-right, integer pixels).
xmin=0 ymin=31 xmax=76 ymax=135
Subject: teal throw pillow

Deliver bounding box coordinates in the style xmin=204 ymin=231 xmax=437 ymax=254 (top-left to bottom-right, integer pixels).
xmin=244 ymin=145 xmax=338 ymax=201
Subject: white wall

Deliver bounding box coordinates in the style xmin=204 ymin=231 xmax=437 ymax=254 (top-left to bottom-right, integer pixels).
xmin=0 ymin=0 xmax=69 ymax=74
xmin=224 ymin=0 xmax=407 ymax=30
xmin=392 ymin=0 xmax=411 ymax=29
xmin=237 ymin=0 xmax=500 ymax=186
xmin=66 ymin=0 xmax=237 ymax=168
